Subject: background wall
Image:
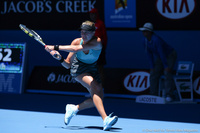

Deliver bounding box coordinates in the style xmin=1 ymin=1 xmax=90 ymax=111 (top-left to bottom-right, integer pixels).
xmin=1 ymin=0 xmax=200 ymax=98
xmin=1 ymin=30 xmax=200 ymax=79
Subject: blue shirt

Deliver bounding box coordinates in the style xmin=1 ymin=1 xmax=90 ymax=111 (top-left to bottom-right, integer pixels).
xmin=143 ymin=34 xmax=174 ymax=69
xmin=76 ymin=39 xmax=101 ymax=64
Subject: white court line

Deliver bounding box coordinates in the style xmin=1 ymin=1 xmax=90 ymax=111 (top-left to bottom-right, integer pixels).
xmin=0 ymin=109 xmax=199 ymax=133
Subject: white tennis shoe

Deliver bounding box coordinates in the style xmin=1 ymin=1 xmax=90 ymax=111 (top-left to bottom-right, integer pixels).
xmin=64 ymin=104 xmax=78 ymax=125
xmin=103 ymin=113 xmax=118 ymax=131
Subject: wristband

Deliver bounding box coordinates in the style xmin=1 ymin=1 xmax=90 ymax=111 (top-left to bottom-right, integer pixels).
xmin=59 ymin=56 xmax=64 ymax=63
xmin=54 ymin=45 xmax=59 ymax=51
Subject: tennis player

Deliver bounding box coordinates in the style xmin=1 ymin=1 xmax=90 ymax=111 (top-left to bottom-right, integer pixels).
xmin=45 ymin=20 xmax=118 ymax=131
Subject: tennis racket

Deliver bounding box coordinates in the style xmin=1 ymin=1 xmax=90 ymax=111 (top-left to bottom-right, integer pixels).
xmin=19 ymin=24 xmax=46 ymax=46
xmin=19 ymin=24 xmax=59 ymax=58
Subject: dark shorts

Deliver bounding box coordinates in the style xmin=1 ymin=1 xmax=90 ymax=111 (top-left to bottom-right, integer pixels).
xmin=70 ymin=57 xmax=101 ymax=83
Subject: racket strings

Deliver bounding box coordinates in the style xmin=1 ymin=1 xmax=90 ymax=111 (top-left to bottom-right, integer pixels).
xmin=19 ymin=24 xmax=46 ymax=46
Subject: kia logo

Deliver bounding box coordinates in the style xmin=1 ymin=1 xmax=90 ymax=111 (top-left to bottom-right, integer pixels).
xmin=124 ymin=71 xmax=150 ymax=92
xmin=156 ymin=0 xmax=196 ymax=19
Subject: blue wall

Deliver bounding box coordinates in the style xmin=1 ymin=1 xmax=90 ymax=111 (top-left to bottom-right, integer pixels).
xmin=1 ymin=30 xmax=200 ymax=78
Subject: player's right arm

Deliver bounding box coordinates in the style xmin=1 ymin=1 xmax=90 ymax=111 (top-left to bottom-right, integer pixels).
xmin=45 ymin=38 xmax=79 ymax=69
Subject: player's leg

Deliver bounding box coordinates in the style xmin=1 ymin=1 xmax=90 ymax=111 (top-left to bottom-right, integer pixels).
xmin=77 ymin=98 xmax=94 ymax=110
xmin=76 ymin=73 xmax=118 ymax=131
xmin=64 ymin=78 xmax=97 ymax=125
xmin=75 ymin=73 xmax=107 ymax=120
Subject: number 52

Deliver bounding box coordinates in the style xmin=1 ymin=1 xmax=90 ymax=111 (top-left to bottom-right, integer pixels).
xmin=0 ymin=48 xmax=12 ymax=62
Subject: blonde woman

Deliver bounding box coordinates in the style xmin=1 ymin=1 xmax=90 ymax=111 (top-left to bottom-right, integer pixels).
xmin=45 ymin=21 xmax=118 ymax=131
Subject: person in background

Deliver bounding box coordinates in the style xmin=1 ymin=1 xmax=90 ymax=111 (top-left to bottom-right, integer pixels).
xmin=89 ymin=8 xmax=108 ymax=88
xmin=45 ymin=20 xmax=118 ymax=131
xmin=139 ymin=22 xmax=177 ymax=102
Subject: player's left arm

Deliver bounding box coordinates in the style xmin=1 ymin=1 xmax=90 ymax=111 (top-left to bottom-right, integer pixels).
xmin=59 ymin=38 xmax=102 ymax=52
xmin=61 ymin=52 xmax=76 ymax=69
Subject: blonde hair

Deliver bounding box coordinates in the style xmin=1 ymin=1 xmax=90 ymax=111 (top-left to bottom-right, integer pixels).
xmin=80 ymin=20 xmax=95 ymax=31
xmin=82 ymin=20 xmax=95 ymax=27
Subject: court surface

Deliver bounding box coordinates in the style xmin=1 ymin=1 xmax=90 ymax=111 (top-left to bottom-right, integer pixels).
xmin=0 ymin=109 xmax=199 ymax=133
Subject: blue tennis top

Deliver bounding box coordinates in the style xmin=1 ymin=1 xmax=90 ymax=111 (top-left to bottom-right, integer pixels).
xmin=76 ymin=39 xmax=101 ymax=64
xmin=142 ymin=34 xmax=174 ymax=69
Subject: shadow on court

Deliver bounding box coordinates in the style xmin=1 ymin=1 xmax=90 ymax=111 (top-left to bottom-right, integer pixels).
xmin=45 ymin=125 xmax=122 ymax=131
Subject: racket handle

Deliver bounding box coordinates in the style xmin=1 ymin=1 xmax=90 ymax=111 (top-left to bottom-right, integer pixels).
xmin=45 ymin=45 xmax=59 ymax=59
xmin=53 ymin=54 xmax=64 ymax=63
xmin=53 ymin=54 xmax=59 ymax=58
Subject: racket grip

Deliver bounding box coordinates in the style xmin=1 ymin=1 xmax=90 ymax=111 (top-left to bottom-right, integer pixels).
xmin=53 ymin=54 xmax=59 ymax=58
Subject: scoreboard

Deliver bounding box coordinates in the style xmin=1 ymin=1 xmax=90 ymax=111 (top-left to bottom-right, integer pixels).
xmin=0 ymin=43 xmax=26 ymax=93
xmin=0 ymin=43 xmax=25 ymax=73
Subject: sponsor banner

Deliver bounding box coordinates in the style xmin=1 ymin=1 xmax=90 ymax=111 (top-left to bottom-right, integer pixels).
xmin=26 ymin=67 xmax=150 ymax=96
xmin=156 ymin=0 xmax=196 ymax=20
xmin=104 ymin=68 xmax=150 ymax=95
xmin=136 ymin=95 xmax=165 ymax=104
xmin=123 ymin=71 xmax=150 ymax=93
xmin=26 ymin=66 xmax=200 ymax=100
xmin=104 ymin=0 xmax=136 ymax=28
xmin=0 ymin=0 xmax=103 ymax=30
xmin=27 ymin=66 xmax=86 ymax=93
xmin=1 ymin=0 xmax=199 ymax=30
xmin=137 ymin=0 xmax=200 ymax=30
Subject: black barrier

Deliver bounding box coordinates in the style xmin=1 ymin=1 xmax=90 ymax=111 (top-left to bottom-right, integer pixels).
xmin=26 ymin=66 xmax=151 ymax=97
xmin=26 ymin=66 xmax=86 ymax=94
xmin=26 ymin=66 xmax=200 ymax=101
xmin=104 ymin=68 xmax=150 ymax=95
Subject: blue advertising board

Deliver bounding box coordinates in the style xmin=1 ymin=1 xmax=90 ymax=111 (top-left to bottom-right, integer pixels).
xmin=104 ymin=0 xmax=136 ymax=28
